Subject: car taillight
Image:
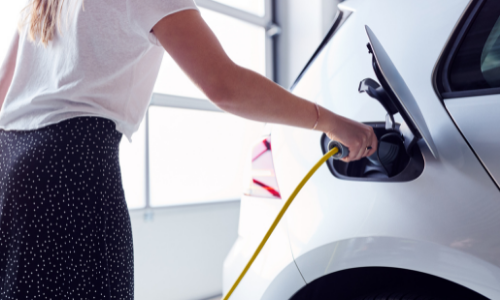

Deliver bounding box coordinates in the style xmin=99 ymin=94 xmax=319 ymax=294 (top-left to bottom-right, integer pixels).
xmin=245 ymin=135 xmax=281 ymax=199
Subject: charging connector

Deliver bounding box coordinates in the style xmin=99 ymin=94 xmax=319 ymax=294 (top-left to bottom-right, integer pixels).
xmin=328 ymin=140 xmax=349 ymax=160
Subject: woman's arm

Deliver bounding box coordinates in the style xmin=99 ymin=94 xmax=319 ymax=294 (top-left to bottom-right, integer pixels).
xmin=152 ymin=10 xmax=377 ymax=162
xmin=0 ymin=32 xmax=19 ymax=110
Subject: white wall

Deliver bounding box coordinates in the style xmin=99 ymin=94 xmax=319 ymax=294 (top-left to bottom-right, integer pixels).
xmin=0 ymin=3 xmax=23 ymax=62
xmin=130 ymin=201 xmax=240 ymax=300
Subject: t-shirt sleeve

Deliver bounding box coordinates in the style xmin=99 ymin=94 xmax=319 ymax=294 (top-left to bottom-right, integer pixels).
xmin=128 ymin=0 xmax=199 ymax=44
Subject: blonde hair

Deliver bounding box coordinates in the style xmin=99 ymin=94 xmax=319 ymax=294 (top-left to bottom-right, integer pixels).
xmin=21 ymin=0 xmax=82 ymax=46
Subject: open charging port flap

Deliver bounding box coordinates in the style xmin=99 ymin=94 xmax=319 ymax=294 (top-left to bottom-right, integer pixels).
xmin=321 ymin=28 xmax=429 ymax=182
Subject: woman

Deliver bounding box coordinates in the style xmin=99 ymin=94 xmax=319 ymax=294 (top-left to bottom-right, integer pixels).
xmin=0 ymin=0 xmax=377 ymax=298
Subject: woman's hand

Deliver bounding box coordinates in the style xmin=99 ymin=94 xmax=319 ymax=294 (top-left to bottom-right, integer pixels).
xmin=323 ymin=112 xmax=378 ymax=162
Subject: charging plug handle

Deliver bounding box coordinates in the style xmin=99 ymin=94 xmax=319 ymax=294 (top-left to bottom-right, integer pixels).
xmin=328 ymin=140 xmax=349 ymax=160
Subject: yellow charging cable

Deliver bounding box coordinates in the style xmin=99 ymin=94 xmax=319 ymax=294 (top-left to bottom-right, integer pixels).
xmin=222 ymin=146 xmax=340 ymax=300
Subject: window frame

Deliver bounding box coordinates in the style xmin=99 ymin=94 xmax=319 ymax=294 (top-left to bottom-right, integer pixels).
xmin=434 ymin=0 xmax=500 ymax=99
xmin=196 ymin=0 xmax=278 ymax=82
xmin=131 ymin=0 xmax=278 ymax=210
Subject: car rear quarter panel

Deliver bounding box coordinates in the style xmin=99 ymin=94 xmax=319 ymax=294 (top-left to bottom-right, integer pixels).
xmin=271 ymin=0 xmax=500 ymax=297
xmin=222 ymin=196 xmax=306 ymax=299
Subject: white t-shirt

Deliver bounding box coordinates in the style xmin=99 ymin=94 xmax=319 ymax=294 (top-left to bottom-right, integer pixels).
xmin=0 ymin=0 xmax=198 ymax=141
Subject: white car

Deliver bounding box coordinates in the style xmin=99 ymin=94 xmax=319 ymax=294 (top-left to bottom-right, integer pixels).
xmin=223 ymin=0 xmax=500 ymax=299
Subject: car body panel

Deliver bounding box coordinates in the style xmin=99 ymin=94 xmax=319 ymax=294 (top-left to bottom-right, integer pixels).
xmin=445 ymin=95 xmax=500 ymax=187
xmin=222 ymin=196 xmax=306 ymax=299
xmin=273 ymin=0 xmax=500 ymax=297
xmin=293 ymin=236 xmax=500 ymax=299
xmin=223 ymin=0 xmax=500 ymax=298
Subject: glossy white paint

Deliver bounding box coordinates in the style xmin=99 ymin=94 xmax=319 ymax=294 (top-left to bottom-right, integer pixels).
xmin=293 ymin=236 xmax=500 ymax=298
xmin=445 ymin=94 xmax=500 ymax=187
xmin=222 ymin=196 xmax=305 ymax=299
xmin=223 ymin=0 xmax=500 ymax=298
xmin=277 ymin=0 xmax=500 ymax=297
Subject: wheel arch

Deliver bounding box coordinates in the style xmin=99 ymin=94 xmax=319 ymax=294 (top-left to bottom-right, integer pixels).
xmin=264 ymin=236 xmax=500 ymax=299
xmin=289 ymin=267 xmax=489 ymax=300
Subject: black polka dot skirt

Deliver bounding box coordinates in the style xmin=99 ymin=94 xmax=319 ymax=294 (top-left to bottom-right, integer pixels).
xmin=0 ymin=117 xmax=134 ymax=299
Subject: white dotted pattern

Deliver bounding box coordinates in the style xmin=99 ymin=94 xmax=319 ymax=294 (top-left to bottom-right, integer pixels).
xmin=0 ymin=117 xmax=134 ymax=299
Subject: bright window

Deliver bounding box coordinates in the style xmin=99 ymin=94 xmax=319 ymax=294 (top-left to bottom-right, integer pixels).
xmin=148 ymin=106 xmax=263 ymax=207
xmin=0 ymin=3 xmax=24 ymax=60
xmin=119 ymin=121 xmax=147 ymax=209
xmin=153 ymin=7 xmax=266 ymax=98
xmin=141 ymin=1 xmax=273 ymax=208
xmin=213 ymin=0 xmax=266 ymax=16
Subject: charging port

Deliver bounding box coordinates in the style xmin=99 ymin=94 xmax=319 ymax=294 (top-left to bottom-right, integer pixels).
xmin=322 ymin=124 xmax=424 ymax=182
xmin=321 ymin=37 xmax=432 ymax=182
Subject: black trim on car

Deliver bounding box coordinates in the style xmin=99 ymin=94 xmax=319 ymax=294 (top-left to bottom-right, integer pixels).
xmin=432 ymin=0 xmax=500 ymax=192
xmin=440 ymin=0 xmax=484 ymax=94
xmin=289 ymin=9 xmax=352 ymax=90
xmin=433 ymin=0 xmax=486 ymax=99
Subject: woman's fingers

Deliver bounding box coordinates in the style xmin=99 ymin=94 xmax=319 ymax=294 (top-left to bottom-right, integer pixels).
xmin=332 ymin=121 xmax=377 ymax=163
xmin=352 ymin=140 xmax=366 ymax=162
xmin=367 ymin=130 xmax=378 ymax=157
xmin=342 ymin=140 xmax=365 ymax=162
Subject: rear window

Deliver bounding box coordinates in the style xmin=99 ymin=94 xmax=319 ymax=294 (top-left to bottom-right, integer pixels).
xmin=449 ymin=0 xmax=500 ymax=92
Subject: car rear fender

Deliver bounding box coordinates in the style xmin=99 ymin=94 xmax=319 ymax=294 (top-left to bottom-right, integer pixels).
xmin=292 ymin=236 xmax=500 ymax=299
